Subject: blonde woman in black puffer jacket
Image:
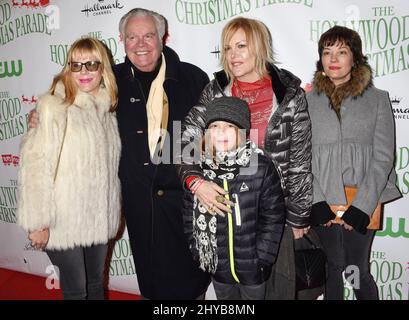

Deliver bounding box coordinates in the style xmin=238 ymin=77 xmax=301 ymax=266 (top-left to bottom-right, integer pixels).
xmin=178 ymin=17 xmax=312 ymax=299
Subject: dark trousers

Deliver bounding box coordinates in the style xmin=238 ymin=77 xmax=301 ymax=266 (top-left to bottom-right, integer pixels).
xmin=265 ymin=226 xmax=324 ymax=300
xmin=212 ymin=278 xmax=266 ymax=300
xmin=46 ymin=244 xmax=108 ymax=300
xmin=265 ymin=225 xmax=296 ymax=299
xmin=314 ymin=224 xmax=378 ymax=300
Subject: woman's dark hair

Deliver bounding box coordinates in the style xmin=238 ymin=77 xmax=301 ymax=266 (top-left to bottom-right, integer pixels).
xmin=316 ymin=25 xmax=367 ymax=71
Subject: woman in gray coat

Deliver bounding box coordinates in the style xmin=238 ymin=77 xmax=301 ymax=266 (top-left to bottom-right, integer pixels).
xmin=307 ymin=26 xmax=401 ymax=300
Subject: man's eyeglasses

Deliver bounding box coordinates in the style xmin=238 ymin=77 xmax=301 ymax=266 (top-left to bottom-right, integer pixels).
xmin=69 ymin=61 xmax=101 ymax=72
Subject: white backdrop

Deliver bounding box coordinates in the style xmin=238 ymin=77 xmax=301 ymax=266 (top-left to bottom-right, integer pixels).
xmin=0 ymin=0 xmax=408 ymax=300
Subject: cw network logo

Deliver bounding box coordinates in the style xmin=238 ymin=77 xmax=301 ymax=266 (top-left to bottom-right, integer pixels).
xmin=376 ymin=217 xmax=409 ymax=238
xmin=0 ymin=60 xmax=22 ymax=78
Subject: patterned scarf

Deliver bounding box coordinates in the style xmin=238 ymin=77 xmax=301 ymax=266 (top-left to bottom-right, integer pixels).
xmin=232 ymin=77 xmax=274 ymax=148
xmin=192 ymin=141 xmax=262 ymax=273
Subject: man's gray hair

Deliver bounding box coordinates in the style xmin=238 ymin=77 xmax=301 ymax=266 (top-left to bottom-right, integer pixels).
xmin=119 ymin=8 xmax=166 ymax=40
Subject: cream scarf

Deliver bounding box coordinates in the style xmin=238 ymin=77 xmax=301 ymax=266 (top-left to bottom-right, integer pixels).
xmin=146 ymin=53 xmax=168 ymax=157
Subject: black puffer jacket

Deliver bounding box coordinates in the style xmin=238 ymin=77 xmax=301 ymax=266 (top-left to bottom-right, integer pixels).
xmin=183 ymin=151 xmax=285 ymax=285
xmin=178 ymin=64 xmax=312 ymax=227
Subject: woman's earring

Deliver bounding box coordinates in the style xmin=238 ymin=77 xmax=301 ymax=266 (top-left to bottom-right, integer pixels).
xmin=321 ymin=71 xmax=326 ymax=77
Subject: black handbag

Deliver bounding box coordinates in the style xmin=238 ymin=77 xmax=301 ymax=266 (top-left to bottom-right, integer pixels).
xmin=294 ymin=232 xmax=327 ymax=291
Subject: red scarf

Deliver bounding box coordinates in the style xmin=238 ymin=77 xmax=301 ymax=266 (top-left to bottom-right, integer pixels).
xmin=232 ymin=77 xmax=273 ymax=148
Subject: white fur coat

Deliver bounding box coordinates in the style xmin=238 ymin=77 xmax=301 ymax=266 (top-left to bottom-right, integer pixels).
xmin=17 ymin=82 xmax=121 ymax=250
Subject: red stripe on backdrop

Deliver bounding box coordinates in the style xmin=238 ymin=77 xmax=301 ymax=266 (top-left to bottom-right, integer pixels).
xmin=0 ymin=268 xmax=139 ymax=300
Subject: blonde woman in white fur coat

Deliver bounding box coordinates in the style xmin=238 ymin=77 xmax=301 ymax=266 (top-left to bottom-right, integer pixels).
xmin=17 ymin=37 xmax=121 ymax=300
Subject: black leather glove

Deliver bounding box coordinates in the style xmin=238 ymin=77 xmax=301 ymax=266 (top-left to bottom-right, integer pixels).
xmin=341 ymin=205 xmax=370 ymax=234
xmin=310 ymin=201 xmax=336 ymax=226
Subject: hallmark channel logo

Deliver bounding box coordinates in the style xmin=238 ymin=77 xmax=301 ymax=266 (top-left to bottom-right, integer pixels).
xmin=81 ymin=0 xmax=124 ymax=17
xmin=0 ymin=60 xmax=22 ymax=78
xmin=11 ymin=0 xmax=50 ymax=9
xmin=391 ymin=96 xmax=409 ymax=121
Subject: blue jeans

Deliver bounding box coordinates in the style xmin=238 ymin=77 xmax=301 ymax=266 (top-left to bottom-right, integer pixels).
xmin=46 ymin=244 xmax=108 ymax=300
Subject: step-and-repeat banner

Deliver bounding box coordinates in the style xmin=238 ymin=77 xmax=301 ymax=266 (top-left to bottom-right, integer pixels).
xmin=1 ymin=0 xmax=408 ymax=299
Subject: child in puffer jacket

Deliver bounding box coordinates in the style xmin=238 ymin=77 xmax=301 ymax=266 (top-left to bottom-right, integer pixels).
xmin=182 ymin=96 xmax=285 ymax=300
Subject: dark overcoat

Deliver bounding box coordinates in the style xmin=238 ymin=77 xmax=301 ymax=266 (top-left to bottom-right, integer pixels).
xmin=114 ymin=46 xmax=210 ymax=299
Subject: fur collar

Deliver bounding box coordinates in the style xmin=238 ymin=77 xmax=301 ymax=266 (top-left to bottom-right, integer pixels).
xmin=312 ymin=64 xmax=373 ymax=117
xmin=54 ymin=81 xmax=111 ymax=114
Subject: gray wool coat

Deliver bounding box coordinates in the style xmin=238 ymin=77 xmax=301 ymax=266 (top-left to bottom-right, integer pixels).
xmin=307 ymin=85 xmax=401 ymax=217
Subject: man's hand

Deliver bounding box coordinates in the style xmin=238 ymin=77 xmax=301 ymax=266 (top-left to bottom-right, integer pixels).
xmin=28 ymin=228 xmax=50 ymax=250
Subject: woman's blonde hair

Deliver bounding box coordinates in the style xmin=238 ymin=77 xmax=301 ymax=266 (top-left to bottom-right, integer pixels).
xmin=220 ymin=17 xmax=275 ymax=84
xmin=49 ymin=37 xmax=118 ymax=111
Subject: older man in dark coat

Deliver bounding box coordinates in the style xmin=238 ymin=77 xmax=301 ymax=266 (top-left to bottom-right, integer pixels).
xmin=114 ymin=8 xmax=210 ymax=299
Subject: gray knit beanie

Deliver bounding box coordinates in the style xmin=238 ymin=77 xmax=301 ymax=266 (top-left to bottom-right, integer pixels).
xmin=205 ymin=96 xmax=250 ymax=132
